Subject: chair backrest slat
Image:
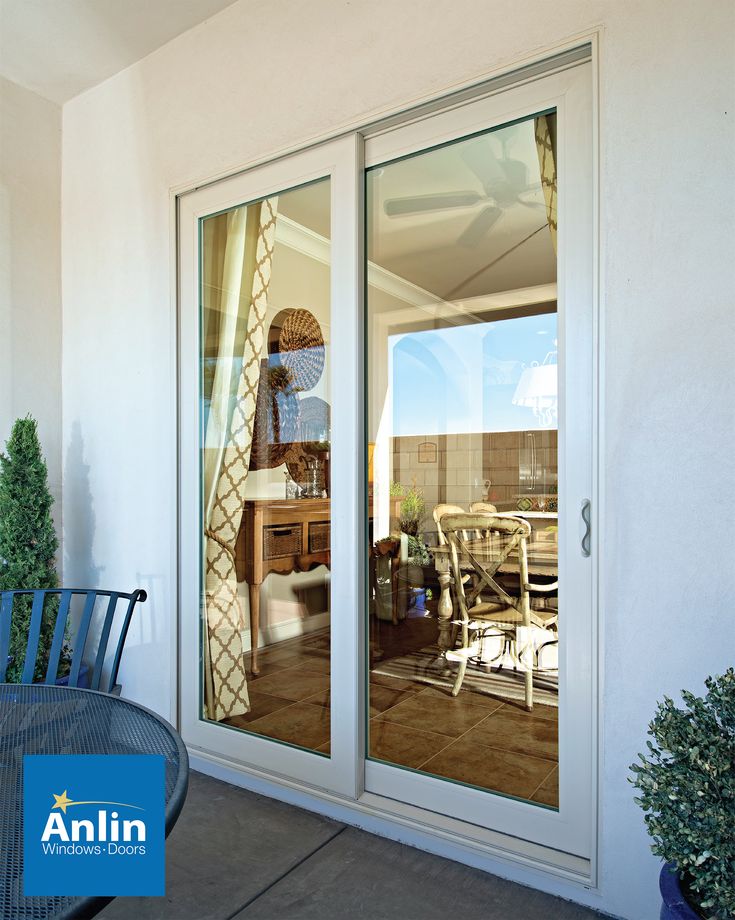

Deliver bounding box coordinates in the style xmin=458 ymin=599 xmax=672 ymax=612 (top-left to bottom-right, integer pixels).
xmin=44 ymin=591 xmax=73 ymax=684
xmin=69 ymin=591 xmax=98 ymax=686
xmin=0 ymin=594 xmax=13 ymax=682
xmin=22 ymin=592 xmax=47 ymax=683
xmin=90 ymin=593 xmax=119 ymax=691
xmin=108 ymin=592 xmax=144 ymax=693
xmin=0 ymin=587 xmax=146 ymax=693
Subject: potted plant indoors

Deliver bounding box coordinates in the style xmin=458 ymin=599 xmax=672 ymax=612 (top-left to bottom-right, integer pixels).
xmin=630 ymin=669 xmax=735 ymax=919
xmin=397 ymin=484 xmax=425 ymax=538
xmin=405 ymin=535 xmax=432 ymax=615
xmin=0 ymin=417 xmax=88 ymax=686
xmin=393 ymin=485 xmax=433 ymax=615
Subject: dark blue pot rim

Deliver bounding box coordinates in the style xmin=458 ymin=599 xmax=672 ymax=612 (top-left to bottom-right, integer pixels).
xmin=660 ymin=862 xmax=700 ymax=919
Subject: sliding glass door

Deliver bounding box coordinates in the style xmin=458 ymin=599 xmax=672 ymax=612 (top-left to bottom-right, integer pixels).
xmin=179 ymin=58 xmax=595 ymax=866
xmin=179 ymin=137 xmax=362 ymax=797
xmin=363 ymin=64 xmax=593 ymax=858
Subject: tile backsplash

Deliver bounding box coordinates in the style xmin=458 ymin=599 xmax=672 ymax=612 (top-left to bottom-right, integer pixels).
xmin=391 ymin=429 xmax=558 ymax=528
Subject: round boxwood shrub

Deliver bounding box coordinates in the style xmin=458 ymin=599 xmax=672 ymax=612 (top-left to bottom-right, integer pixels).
xmin=630 ymin=669 xmax=735 ymax=919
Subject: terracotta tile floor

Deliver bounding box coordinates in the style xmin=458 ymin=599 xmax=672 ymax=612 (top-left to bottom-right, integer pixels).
xmin=225 ymin=627 xmax=558 ymax=808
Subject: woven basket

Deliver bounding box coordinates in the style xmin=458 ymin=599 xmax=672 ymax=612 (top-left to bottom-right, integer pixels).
xmin=309 ymin=522 xmax=330 ymax=553
xmin=278 ymin=309 xmax=325 ymax=391
xmin=309 ymin=521 xmax=330 ymax=553
xmin=263 ymin=525 xmax=302 ymax=560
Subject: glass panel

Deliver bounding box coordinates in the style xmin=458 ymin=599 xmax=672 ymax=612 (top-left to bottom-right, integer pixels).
xmin=200 ymin=178 xmax=332 ymax=754
xmin=366 ymin=114 xmax=558 ymax=806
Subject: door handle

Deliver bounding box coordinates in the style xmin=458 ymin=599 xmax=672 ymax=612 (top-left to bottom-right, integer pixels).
xmin=581 ymin=500 xmax=591 ymax=557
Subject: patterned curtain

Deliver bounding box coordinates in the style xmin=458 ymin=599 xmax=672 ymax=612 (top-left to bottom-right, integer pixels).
xmin=203 ymin=197 xmax=278 ymax=721
xmin=534 ymin=115 xmax=557 ymax=253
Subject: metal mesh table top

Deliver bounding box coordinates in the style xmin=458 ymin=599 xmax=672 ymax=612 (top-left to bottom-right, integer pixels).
xmin=0 ymin=684 xmax=189 ymax=920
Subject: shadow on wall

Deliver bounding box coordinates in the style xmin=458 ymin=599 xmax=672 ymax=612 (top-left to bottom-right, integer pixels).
xmin=63 ymin=422 xmax=164 ymax=700
xmin=63 ymin=420 xmax=101 ymax=588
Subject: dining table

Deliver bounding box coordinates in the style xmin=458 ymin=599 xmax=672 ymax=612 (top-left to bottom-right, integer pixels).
xmin=0 ymin=683 xmax=189 ymax=920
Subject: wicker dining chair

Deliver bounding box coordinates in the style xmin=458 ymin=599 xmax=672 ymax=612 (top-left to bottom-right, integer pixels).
xmin=439 ymin=512 xmax=557 ymax=710
xmin=432 ymin=503 xmax=465 ymax=545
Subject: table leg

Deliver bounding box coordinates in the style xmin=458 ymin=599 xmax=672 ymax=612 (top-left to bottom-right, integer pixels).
xmin=248 ymin=583 xmax=261 ymax=676
xmin=437 ymin=571 xmax=454 ymax=657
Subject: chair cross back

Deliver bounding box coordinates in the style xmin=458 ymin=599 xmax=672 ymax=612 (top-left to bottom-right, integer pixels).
xmin=0 ymin=588 xmax=147 ymax=693
xmin=440 ymin=512 xmax=531 ymax=611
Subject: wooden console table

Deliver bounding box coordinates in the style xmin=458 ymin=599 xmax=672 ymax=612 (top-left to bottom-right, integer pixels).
xmin=235 ymin=498 xmax=330 ymax=675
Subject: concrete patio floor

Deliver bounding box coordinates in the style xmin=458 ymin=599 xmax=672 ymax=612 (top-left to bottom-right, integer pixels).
xmin=99 ymin=771 xmax=605 ymax=920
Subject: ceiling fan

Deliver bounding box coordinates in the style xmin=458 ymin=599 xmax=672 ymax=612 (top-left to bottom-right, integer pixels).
xmin=382 ymin=134 xmax=544 ymax=247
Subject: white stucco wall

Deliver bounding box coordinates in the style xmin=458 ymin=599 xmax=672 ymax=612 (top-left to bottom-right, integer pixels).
xmin=0 ymin=76 xmax=62 ymax=535
xmin=60 ymin=2 xmax=735 ymax=917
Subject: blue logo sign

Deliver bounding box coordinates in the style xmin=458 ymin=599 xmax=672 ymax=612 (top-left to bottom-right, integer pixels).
xmin=24 ymin=755 xmax=165 ymax=896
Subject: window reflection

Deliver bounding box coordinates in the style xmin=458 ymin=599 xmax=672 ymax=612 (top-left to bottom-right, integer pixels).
xmin=199 ymin=180 xmax=332 ymax=755
xmin=367 ymin=113 xmax=559 ymax=807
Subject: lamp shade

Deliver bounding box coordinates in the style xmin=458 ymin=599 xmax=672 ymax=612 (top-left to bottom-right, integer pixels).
xmin=512 ymin=363 xmax=557 ymax=424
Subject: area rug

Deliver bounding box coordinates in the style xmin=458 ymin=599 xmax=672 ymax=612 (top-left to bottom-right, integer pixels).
xmin=372 ymin=646 xmax=559 ymax=708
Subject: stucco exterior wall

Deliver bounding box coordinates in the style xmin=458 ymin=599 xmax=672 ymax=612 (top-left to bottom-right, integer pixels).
xmin=0 ymin=76 xmax=62 ymax=536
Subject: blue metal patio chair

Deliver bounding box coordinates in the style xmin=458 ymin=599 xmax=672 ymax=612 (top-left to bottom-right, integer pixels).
xmin=0 ymin=588 xmax=147 ymax=694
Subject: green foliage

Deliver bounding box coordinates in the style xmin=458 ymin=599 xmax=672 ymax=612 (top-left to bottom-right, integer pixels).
xmin=389 ymin=481 xmax=405 ymax=498
xmin=0 ymin=417 xmax=60 ymax=682
xmin=630 ymin=669 xmax=735 ymax=919
xmin=398 ymin=486 xmax=425 ymax=537
xmin=406 ymin=535 xmax=431 ymax=567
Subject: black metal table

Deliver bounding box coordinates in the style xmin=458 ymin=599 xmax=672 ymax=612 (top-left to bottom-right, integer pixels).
xmin=0 ymin=684 xmax=189 ymax=920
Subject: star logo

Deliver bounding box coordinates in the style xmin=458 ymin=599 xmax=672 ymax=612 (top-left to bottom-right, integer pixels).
xmin=49 ymin=791 xmax=143 ymax=813
xmin=52 ymin=791 xmax=74 ymax=813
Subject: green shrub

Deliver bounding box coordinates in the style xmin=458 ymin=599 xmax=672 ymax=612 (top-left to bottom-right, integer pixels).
xmin=0 ymin=417 xmax=60 ymax=682
xmin=406 ymin=535 xmax=431 ymax=567
xmin=630 ymin=669 xmax=735 ymax=919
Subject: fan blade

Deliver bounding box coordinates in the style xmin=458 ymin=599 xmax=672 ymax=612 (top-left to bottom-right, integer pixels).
xmin=498 ymin=157 xmax=528 ymax=189
xmin=460 ymin=140 xmax=507 ymax=188
xmin=457 ymin=205 xmax=503 ymax=248
xmin=518 ymin=198 xmax=547 ymax=211
xmin=383 ymin=191 xmax=483 ymax=217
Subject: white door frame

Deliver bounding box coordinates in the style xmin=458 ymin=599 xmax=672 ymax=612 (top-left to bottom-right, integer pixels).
xmin=177 ymin=46 xmax=598 ymax=882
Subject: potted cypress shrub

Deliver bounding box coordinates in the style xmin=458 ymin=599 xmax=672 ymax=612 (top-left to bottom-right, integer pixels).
xmin=0 ymin=417 xmax=86 ymax=685
xmin=630 ymin=669 xmax=735 ymax=919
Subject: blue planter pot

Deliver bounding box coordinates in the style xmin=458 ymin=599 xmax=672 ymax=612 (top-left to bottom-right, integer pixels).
xmin=660 ymin=863 xmax=700 ymax=920
xmin=407 ymin=587 xmax=427 ymax=618
xmin=4 ymin=657 xmax=91 ymax=690
xmin=54 ymin=662 xmax=91 ymax=690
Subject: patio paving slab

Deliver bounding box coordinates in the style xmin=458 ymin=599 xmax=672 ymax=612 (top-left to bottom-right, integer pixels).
xmin=100 ymin=770 xmax=606 ymax=920
xmin=234 ymin=825 xmax=604 ymax=920
xmin=98 ymin=771 xmax=344 ymax=920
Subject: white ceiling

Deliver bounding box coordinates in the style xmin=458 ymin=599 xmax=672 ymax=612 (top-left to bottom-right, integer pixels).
xmin=281 ymin=117 xmax=556 ymax=303
xmin=0 ymin=0 xmax=238 ymax=103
